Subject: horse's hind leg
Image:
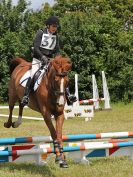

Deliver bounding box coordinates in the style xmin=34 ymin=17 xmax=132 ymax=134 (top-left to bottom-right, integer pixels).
xmin=4 ymin=105 xmax=14 ymax=128
xmin=4 ymin=96 xmax=17 ymax=128
xmin=12 ymin=101 xmax=24 ymax=128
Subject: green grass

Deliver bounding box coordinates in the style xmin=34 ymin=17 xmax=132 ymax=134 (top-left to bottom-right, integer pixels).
xmin=0 ymin=103 xmax=133 ymax=177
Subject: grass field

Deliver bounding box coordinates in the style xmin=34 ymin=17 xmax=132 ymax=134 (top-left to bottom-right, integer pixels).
xmin=0 ymin=103 xmax=133 ymax=177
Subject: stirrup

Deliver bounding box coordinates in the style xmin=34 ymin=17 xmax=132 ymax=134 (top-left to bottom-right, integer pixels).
xmin=21 ymin=96 xmax=29 ymax=107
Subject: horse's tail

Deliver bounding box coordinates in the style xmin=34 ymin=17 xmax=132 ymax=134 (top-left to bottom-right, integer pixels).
xmin=9 ymin=57 xmax=26 ymax=75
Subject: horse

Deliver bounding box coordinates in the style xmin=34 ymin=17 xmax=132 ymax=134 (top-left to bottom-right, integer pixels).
xmin=4 ymin=56 xmax=72 ymax=168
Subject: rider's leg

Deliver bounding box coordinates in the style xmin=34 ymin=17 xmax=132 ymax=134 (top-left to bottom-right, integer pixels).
xmin=21 ymin=58 xmax=41 ymax=106
xmin=21 ymin=77 xmax=32 ymax=106
xmin=66 ymin=85 xmax=77 ymax=105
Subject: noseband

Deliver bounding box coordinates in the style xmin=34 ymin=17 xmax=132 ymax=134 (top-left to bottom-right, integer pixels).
xmin=56 ymin=72 xmax=67 ymax=77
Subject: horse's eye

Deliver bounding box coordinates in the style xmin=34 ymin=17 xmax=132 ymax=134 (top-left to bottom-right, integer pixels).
xmin=55 ymin=76 xmax=60 ymax=81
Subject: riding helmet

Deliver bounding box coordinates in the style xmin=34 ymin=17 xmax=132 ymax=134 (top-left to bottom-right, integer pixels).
xmin=45 ymin=16 xmax=59 ymax=26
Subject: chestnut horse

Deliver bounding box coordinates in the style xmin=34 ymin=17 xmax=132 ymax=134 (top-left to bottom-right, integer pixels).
xmin=4 ymin=56 xmax=72 ymax=168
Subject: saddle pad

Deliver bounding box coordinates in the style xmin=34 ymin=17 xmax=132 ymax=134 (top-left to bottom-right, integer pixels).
xmin=20 ymin=69 xmax=45 ymax=91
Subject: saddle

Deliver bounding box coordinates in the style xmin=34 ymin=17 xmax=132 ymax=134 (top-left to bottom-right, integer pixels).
xmin=20 ymin=64 xmax=49 ymax=91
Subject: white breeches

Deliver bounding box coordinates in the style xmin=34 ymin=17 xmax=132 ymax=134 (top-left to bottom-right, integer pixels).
xmin=30 ymin=58 xmax=41 ymax=78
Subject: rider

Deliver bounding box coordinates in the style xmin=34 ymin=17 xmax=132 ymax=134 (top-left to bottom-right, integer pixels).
xmin=21 ymin=16 xmax=77 ymax=106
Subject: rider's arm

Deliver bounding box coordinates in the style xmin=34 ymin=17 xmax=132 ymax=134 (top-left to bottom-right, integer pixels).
xmin=33 ymin=30 xmax=43 ymax=59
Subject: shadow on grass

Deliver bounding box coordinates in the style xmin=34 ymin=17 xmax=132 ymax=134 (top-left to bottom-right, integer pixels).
xmin=0 ymin=162 xmax=57 ymax=177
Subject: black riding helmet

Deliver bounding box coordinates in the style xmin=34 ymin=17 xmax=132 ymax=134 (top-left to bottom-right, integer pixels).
xmin=45 ymin=16 xmax=60 ymax=26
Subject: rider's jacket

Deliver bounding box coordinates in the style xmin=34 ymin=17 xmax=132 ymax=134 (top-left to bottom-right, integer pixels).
xmin=33 ymin=28 xmax=60 ymax=59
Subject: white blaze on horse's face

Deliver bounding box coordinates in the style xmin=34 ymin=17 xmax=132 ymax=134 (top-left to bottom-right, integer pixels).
xmin=58 ymin=78 xmax=65 ymax=105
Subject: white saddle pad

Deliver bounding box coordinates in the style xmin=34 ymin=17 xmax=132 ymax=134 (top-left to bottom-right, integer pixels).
xmin=20 ymin=68 xmax=46 ymax=91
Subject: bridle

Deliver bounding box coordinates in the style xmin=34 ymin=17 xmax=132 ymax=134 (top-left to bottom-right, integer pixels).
xmin=56 ymin=72 xmax=67 ymax=77
xmin=52 ymin=71 xmax=68 ymax=98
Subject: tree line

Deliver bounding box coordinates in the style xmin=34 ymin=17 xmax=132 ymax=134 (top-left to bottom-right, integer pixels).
xmin=0 ymin=0 xmax=133 ymax=103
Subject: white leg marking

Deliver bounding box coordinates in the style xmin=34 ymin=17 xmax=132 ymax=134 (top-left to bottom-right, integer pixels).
xmin=14 ymin=116 xmax=22 ymax=128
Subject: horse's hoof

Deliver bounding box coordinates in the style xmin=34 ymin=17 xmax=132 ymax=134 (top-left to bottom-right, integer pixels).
xmin=4 ymin=122 xmax=12 ymax=128
xmin=55 ymin=155 xmax=61 ymax=164
xmin=59 ymin=160 xmax=68 ymax=168
xmin=55 ymin=155 xmax=68 ymax=167
xmin=12 ymin=122 xmax=20 ymax=128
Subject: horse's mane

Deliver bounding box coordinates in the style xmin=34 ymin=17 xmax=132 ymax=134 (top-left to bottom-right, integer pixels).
xmin=9 ymin=58 xmax=28 ymax=75
xmin=51 ymin=56 xmax=72 ymax=73
xmin=9 ymin=56 xmax=72 ymax=76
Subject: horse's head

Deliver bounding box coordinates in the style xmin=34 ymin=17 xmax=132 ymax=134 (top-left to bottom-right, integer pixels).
xmin=51 ymin=56 xmax=72 ymax=106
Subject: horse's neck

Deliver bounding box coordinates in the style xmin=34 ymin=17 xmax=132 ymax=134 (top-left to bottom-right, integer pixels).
xmin=43 ymin=66 xmax=56 ymax=89
xmin=49 ymin=66 xmax=56 ymax=80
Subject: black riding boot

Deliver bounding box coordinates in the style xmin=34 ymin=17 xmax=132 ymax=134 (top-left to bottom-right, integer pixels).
xmin=66 ymin=87 xmax=77 ymax=105
xmin=21 ymin=77 xmax=32 ymax=107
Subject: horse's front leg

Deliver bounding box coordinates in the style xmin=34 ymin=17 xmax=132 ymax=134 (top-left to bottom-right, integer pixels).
xmin=54 ymin=113 xmax=68 ymax=168
xmin=42 ymin=111 xmax=57 ymax=140
xmin=12 ymin=102 xmax=24 ymax=128
xmin=41 ymin=108 xmax=67 ymax=168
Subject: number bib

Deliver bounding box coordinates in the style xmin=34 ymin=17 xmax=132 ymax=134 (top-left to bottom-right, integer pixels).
xmin=40 ymin=33 xmax=56 ymax=50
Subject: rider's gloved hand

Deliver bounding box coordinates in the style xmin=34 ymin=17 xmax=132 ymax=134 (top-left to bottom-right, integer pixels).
xmin=41 ymin=55 xmax=48 ymax=65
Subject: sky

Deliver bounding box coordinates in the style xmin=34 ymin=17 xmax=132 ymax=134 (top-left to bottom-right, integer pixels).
xmin=12 ymin=0 xmax=55 ymax=10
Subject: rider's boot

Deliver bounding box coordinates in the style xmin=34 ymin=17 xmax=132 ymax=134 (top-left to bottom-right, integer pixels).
xmin=66 ymin=87 xmax=77 ymax=105
xmin=21 ymin=77 xmax=32 ymax=107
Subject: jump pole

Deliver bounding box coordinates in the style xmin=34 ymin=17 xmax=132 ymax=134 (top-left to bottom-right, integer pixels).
xmin=0 ymin=131 xmax=133 ymax=145
xmin=67 ymin=74 xmax=94 ymax=121
xmin=1 ymin=141 xmax=133 ymax=165
xmin=68 ymin=141 xmax=133 ymax=164
xmin=0 ymin=114 xmax=43 ymax=121
xmin=1 ymin=141 xmax=133 ymax=156
xmin=78 ymin=71 xmax=111 ymax=110
xmin=92 ymin=74 xmax=99 ymax=109
xmin=0 ymin=138 xmax=133 ymax=165
xmin=0 ymin=106 xmax=28 ymax=109
xmin=0 ymin=141 xmax=133 ymax=157
xmin=102 ymin=71 xmax=111 ymax=110
xmin=73 ymin=73 xmax=79 ymax=106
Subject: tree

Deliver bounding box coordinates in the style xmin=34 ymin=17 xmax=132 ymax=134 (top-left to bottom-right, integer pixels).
xmin=0 ymin=0 xmax=133 ymax=102
xmin=53 ymin=0 xmax=133 ymax=102
xmin=0 ymin=0 xmax=31 ymax=101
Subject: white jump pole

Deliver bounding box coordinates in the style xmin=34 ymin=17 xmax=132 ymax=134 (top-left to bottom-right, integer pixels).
xmin=102 ymin=71 xmax=111 ymax=109
xmin=73 ymin=74 xmax=79 ymax=106
xmin=92 ymin=74 xmax=100 ymax=110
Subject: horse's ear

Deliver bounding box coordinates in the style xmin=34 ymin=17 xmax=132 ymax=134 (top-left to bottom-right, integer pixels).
xmin=51 ymin=59 xmax=60 ymax=71
xmin=64 ymin=61 xmax=72 ymax=72
xmin=52 ymin=56 xmax=72 ymax=72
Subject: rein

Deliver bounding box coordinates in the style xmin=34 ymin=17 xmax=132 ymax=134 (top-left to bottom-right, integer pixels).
xmin=19 ymin=61 xmax=42 ymax=67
